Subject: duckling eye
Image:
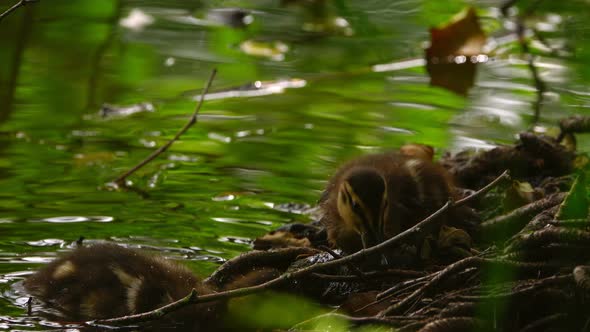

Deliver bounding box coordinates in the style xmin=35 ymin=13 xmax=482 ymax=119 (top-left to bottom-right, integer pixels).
xmin=351 ymin=200 xmax=363 ymax=216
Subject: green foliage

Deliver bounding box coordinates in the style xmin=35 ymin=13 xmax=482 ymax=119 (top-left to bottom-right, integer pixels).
xmin=556 ymin=173 xmax=589 ymax=222
xmin=226 ymin=292 xmax=327 ymax=329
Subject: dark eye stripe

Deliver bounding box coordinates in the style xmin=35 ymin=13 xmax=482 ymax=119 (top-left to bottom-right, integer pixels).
xmin=340 ymin=190 xmax=347 ymax=204
xmin=351 ymin=201 xmax=375 ymax=235
xmin=345 ymin=191 xmax=353 ymax=205
xmin=352 ymin=202 xmax=363 ymax=216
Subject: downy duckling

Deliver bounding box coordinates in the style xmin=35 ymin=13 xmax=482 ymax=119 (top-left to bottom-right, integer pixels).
xmin=320 ymin=149 xmax=457 ymax=256
xmin=24 ymin=243 xmax=221 ymax=330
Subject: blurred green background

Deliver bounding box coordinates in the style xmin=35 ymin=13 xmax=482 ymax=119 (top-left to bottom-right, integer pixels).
xmin=0 ymin=0 xmax=589 ymax=329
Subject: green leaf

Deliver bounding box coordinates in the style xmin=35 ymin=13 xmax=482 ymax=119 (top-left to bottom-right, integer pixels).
xmin=556 ymin=173 xmax=589 ymax=221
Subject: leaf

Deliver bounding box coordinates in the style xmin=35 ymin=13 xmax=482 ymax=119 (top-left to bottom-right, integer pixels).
xmin=426 ymin=7 xmax=486 ymax=58
xmin=556 ymin=173 xmax=589 ymax=221
xmin=560 ymin=132 xmax=577 ymax=152
xmin=425 ymin=7 xmax=487 ymax=95
xmin=503 ymin=181 xmax=536 ymax=212
xmin=574 ymin=155 xmax=590 ymax=170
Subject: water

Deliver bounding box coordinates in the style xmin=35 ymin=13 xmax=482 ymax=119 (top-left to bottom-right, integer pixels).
xmin=1 ymin=0 xmax=589 ymax=329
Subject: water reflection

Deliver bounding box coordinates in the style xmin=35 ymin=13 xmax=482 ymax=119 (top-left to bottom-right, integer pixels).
xmin=191 ymin=78 xmax=308 ymax=101
xmin=120 ymin=8 xmax=154 ymax=31
xmin=25 ymin=239 xmax=65 ymax=247
xmin=36 ymin=216 xmax=114 ymax=223
xmin=1 ymin=0 xmax=590 ymax=329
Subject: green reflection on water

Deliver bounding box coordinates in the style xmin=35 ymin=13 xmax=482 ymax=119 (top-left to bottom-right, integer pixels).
xmin=1 ymin=0 xmax=590 ymax=329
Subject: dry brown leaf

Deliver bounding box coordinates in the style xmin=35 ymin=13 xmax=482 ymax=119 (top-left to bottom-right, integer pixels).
xmin=427 ymin=7 xmax=486 ymax=58
xmin=425 ymin=7 xmax=487 ymax=95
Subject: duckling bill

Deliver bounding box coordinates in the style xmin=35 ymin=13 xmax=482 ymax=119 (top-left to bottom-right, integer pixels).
xmin=24 ymin=243 xmax=221 ymax=330
xmin=320 ymin=149 xmax=457 ymax=256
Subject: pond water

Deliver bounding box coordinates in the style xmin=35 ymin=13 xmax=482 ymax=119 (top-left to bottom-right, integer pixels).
xmin=0 ymin=0 xmax=589 ymax=329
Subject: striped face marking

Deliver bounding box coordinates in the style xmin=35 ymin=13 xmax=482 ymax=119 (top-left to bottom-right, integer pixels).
xmin=336 ymin=168 xmax=387 ymax=248
xmin=338 ymin=181 xmax=374 ymax=234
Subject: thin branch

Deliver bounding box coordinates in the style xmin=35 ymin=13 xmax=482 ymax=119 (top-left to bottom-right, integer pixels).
xmin=377 ymin=275 xmax=431 ymax=300
xmin=480 ymin=192 xmax=566 ymax=239
xmin=454 ymin=170 xmax=510 ymax=207
xmin=311 ymin=269 xmax=424 ymax=281
xmin=112 ymin=69 xmax=217 ymax=186
xmin=0 ymin=0 xmax=37 ymax=23
xmin=379 ymin=256 xmax=481 ymax=316
xmin=290 ymin=312 xmax=418 ymax=330
xmin=457 ymin=274 xmax=571 ymax=301
xmin=519 ymin=313 xmax=568 ymax=332
xmin=88 ymin=170 xmax=511 ymax=326
xmin=378 ymin=257 xmax=560 ymax=316
xmin=419 ymin=317 xmax=485 ymax=332
xmin=91 ymin=289 xmax=198 ymax=325
xmin=318 ymin=245 xmax=367 ymax=280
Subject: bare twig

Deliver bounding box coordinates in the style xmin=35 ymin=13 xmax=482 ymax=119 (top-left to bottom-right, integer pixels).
xmin=290 ymin=312 xmax=416 ymax=330
xmin=204 ymin=247 xmax=317 ymax=289
xmin=318 ymin=245 xmax=367 ymax=279
xmin=454 ymin=170 xmax=510 ymax=207
xmin=419 ymin=317 xmax=485 ymax=332
xmin=378 ymin=257 xmax=559 ymax=316
xmin=311 ymin=269 xmax=424 ymax=282
xmin=519 ymin=313 xmax=568 ymax=332
xmin=505 ymin=228 xmax=590 ymax=253
xmin=379 ymin=257 xmax=481 ymax=316
xmin=0 ymin=0 xmax=37 ymax=23
xmin=480 ymin=192 xmax=566 ymax=239
xmin=91 ymin=289 xmax=198 ymax=325
xmin=458 ymin=274 xmax=572 ymax=301
xmin=377 ymin=275 xmax=431 ymax=300
xmin=112 ymin=69 xmax=217 ymax=186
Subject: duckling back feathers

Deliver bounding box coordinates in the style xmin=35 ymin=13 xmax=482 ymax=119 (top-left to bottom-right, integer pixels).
xmin=24 ymin=243 xmax=219 ymax=326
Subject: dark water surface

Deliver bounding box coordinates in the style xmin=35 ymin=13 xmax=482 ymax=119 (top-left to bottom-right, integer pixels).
xmin=1 ymin=0 xmax=589 ymax=329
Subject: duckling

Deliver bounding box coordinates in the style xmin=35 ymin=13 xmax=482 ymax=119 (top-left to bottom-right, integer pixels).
xmin=320 ymin=149 xmax=457 ymax=257
xmin=24 ymin=243 xmax=222 ymax=330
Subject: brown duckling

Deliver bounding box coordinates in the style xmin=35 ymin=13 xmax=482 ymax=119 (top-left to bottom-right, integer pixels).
xmin=320 ymin=148 xmax=457 ymax=256
xmin=24 ymin=243 xmax=222 ymax=330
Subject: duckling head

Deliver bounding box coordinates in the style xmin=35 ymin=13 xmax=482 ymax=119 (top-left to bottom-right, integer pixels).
xmin=337 ymin=167 xmax=388 ymax=250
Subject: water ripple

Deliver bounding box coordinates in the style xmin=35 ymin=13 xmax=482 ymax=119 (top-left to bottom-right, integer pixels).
xmin=35 ymin=216 xmax=114 ymax=223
